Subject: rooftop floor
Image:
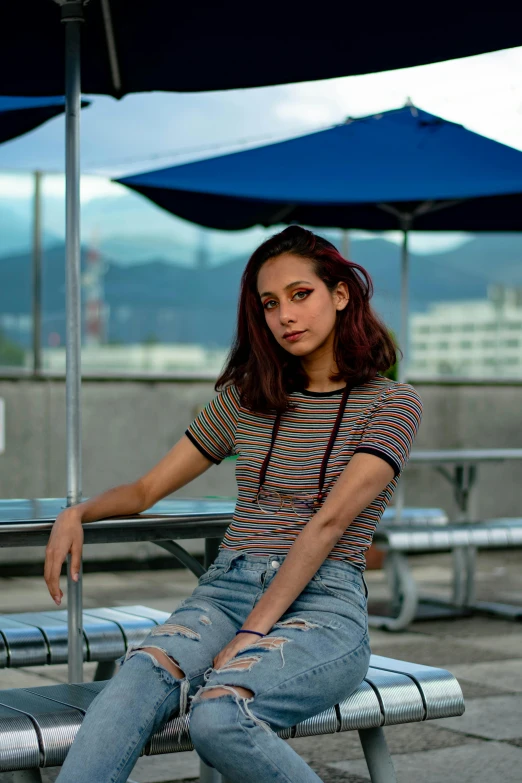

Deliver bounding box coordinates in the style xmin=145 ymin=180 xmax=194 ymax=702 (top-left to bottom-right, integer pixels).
xmin=1 ymin=549 xmax=521 ymax=783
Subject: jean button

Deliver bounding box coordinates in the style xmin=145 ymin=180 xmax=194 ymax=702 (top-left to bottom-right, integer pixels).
xmin=271 ymin=560 xmax=280 ymax=569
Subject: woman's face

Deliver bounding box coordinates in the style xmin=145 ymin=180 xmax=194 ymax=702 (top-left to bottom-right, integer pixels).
xmin=257 ymin=253 xmax=349 ymax=359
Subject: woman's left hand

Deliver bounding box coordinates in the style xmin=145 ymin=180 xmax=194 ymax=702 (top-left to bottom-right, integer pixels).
xmin=213 ymin=632 xmax=263 ymax=670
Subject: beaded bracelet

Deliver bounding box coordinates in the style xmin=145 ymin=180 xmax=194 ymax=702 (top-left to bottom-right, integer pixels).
xmin=236 ymin=629 xmax=265 ymax=638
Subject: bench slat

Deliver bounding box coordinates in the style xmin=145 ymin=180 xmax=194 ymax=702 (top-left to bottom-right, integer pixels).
xmin=6 ymin=613 xmax=83 ymax=666
xmin=82 ymin=608 xmax=157 ymax=647
xmin=0 ymin=691 xmax=83 ymax=767
xmin=114 ymin=606 xmax=170 ymax=624
xmin=39 ymin=610 xmax=127 ymax=662
xmin=365 ymin=669 xmax=425 ymax=725
xmin=0 ymin=705 xmax=40 ymax=771
xmin=376 ymin=520 xmax=522 ymax=554
xmin=337 ymin=679 xmax=383 ymax=730
xmin=370 ymin=656 xmax=465 ymax=720
xmin=293 ymin=705 xmax=338 ymax=737
xmin=0 ymin=618 xmax=48 ymax=667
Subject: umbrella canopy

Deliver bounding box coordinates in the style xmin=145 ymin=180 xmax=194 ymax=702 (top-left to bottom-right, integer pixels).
xmin=117 ymin=104 xmax=522 ymax=384
xmin=117 ymin=105 xmax=522 ymax=232
xmin=0 ymin=95 xmax=88 ymax=143
xmin=1 ymin=4 xmax=521 ymax=97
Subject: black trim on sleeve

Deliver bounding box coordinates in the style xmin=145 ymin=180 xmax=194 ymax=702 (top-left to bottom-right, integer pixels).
xmin=185 ymin=429 xmax=222 ymax=465
xmin=353 ymin=447 xmax=401 ymax=477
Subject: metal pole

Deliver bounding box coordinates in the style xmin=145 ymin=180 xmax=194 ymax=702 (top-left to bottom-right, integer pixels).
xmin=341 ymin=229 xmax=350 ymax=259
xmin=398 ymin=218 xmax=411 ymax=384
xmin=200 ymin=536 xmax=225 ymax=783
xmin=62 ymin=0 xmax=84 ymax=683
xmin=32 ymin=171 xmax=42 ymax=375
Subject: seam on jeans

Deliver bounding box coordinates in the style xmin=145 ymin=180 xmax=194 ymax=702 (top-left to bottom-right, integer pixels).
xmin=234 ymin=704 xmax=299 ymax=783
xmin=109 ymin=682 xmax=182 ymax=783
xmin=250 ymin=634 xmax=370 ymax=701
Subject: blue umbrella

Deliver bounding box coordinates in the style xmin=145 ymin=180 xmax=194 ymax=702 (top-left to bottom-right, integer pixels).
xmin=0 ymin=95 xmax=88 ymax=143
xmin=117 ymin=104 xmax=522 ymax=380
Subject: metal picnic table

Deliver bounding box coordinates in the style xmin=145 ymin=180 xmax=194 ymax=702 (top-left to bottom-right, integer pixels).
xmin=408 ymin=448 xmax=522 ymax=522
xmin=391 ymin=448 xmax=522 ymax=623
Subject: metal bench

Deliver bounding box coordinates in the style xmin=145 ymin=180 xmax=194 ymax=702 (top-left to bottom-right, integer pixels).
xmin=0 ymin=605 xmax=167 ymax=680
xmin=0 ymin=653 xmax=465 ymax=783
xmin=371 ymin=518 xmax=522 ymax=631
xmin=381 ymin=507 xmax=448 ymax=526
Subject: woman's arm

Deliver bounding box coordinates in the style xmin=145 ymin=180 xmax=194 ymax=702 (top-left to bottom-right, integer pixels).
xmin=214 ymin=452 xmax=393 ymax=667
xmin=44 ymin=435 xmax=213 ymax=603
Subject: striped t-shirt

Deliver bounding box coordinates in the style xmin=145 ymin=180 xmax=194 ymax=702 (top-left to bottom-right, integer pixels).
xmin=186 ymin=375 xmax=422 ymax=570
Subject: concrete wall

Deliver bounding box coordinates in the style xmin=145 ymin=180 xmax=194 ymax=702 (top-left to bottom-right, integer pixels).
xmin=0 ymin=377 xmax=521 ymax=563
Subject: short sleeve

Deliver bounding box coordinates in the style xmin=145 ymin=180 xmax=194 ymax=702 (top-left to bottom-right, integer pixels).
xmin=353 ymin=383 xmax=423 ymax=477
xmin=185 ymin=385 xmax=240 ymax=464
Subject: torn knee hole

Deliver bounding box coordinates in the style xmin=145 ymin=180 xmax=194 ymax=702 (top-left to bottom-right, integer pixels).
xmin=150 ymin=623 xmax=200 ymax=641
xmin=200 ymin=685 xmax=254 ymax=700
xmin=216 ymin=655 xmax=261 ymax=672
xmin=275 ymin=618 xmax=319 ymax=631
xmin=139 ymin=647 xmax=185 ymax=679
xmin=247 ymin=636 xmax=289 ymax=650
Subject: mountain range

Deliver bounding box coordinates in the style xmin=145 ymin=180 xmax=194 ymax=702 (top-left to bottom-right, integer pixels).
xmin=1 ymin=233 xmax=521 ymax=349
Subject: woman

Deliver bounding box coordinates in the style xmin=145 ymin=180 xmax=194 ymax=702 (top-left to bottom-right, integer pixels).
xmin=46 ymin=225 xmax=422 ymax=783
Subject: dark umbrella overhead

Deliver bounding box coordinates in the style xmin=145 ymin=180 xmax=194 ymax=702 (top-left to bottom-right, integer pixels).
xmin=117 ymin=104 xmax=522 ymax=381
xmin=1 ymin=5 xmax=521 ymax=97
xmin=0 ymin=95 xmax=88 ymax=143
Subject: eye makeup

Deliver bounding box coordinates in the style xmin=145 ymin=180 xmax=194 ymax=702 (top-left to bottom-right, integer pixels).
xmin=262 ymin=288 xmax=314 ymax=310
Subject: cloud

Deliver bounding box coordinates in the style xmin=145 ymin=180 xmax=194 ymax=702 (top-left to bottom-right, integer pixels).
xmin=0 ymin=173 xmax=127 ymax=202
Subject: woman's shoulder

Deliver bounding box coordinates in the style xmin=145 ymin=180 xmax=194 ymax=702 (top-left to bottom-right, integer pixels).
xmin=355 ymin=375 xmax=422 ymax=409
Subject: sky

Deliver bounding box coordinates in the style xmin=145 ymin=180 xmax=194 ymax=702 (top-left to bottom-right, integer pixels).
xmin=1 ymin=44 xmax=522 ymax=259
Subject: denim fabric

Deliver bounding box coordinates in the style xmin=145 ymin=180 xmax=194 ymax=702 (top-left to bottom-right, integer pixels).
xmin=57 ymin=549 xmax=371 ymax=783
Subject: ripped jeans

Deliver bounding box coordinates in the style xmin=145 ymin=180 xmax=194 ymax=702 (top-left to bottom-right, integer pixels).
xmin=56 ymin=549 xmax=371 ymax=783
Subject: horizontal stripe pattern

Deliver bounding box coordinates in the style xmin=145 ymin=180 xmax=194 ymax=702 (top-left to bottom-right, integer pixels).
xmin=186 ymin=375 xmax=422 ymax=570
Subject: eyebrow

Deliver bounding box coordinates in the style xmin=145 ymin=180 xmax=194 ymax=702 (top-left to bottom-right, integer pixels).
xmin=259 ymin=280 xmax=313 ymax=298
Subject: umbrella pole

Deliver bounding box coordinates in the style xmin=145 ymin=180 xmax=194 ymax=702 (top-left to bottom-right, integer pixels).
xmin=32 ymin=171 xmax=42 ymax=375
xmin=398 ymin=218 xmax=411 ymax=383
xmin=63 ymin=0 xmax=85 ymax=683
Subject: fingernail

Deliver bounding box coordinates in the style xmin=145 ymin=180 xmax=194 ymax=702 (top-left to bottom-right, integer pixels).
xmin=54 ymin=596 xmax=61 ymax=605
xmin=72 ymin=573 xmax=79 ymax=582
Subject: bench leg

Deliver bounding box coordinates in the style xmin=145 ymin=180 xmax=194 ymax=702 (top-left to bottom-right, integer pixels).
xmin=358 ymin=727 xmax=397 ymax=783
xmin=2 ymin=771 xmax=43 ymax=782
xmin=368 ymin=550 xmax=418 ymax=632
xmin=94 ymin=660 xmax=117 ymax=681
xmin=452 ymin=545 xmax=476 ymax=607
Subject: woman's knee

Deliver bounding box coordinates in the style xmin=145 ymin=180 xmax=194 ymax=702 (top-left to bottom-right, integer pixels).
xmin=190 ymin=689 xmax=239 ymax=747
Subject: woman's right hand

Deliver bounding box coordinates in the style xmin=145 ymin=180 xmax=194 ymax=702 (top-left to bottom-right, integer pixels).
xmin=44 ymin=507 xmax=84 ymax=605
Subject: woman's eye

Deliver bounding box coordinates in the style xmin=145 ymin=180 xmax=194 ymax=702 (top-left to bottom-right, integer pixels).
xmin=263 ymin=300 xmax=277 ymax=310
xmin=293 ymin=290 xmax=311 ymax=301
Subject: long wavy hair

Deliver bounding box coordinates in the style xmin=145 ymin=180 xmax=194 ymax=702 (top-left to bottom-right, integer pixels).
xmin=216 ymin=225 xmax=398 ymax=413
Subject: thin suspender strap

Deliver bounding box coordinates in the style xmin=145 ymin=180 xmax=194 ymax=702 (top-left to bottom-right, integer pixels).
xmin=258 ymin=412 xmax=282 ymax=489
xmin=317 ymin=385 xmax=351 ymax=500
xmin=258 ymin=385 xmax=351 ymax=498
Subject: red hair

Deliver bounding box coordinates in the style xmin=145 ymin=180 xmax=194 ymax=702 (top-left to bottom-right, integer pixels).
xmin=216 ymin=226 xmax=398 ymax=413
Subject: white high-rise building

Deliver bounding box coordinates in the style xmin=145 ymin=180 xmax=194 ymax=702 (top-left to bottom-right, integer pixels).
xmin=409 ymin=286 xmax=522 ymax=378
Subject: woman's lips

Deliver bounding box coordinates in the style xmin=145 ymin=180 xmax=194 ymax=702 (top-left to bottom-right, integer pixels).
xmin=283 ymin=331 xmax=306 ymax=342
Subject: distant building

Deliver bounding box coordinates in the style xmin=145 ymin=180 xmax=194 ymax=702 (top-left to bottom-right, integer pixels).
xmin=30 ymin=343 xmax=229 ymax=377
xmin=409 ymin=286 xmax=522 ymax=378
